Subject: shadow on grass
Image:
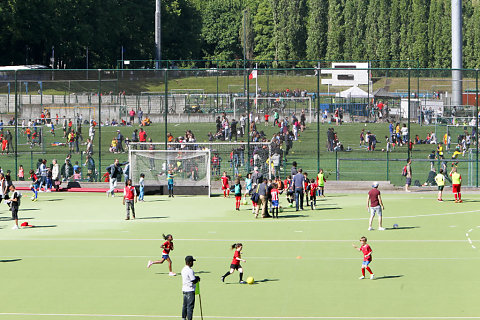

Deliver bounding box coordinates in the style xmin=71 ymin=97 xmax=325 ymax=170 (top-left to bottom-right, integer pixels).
xmin=136 ymin=217 xmax=169 ymax=220
xmin=254 ymin=278 xmax=280 ymax=284
xmin=195 ymin=271 xmax=211 ymax=274
xmin=19 ymin=209 xmax=40 ymax=211
xmin=386 ymin=226 xmax=420 ymax=230
xmin=45 ymin=199 xmax=64 ymax=202
xmin=32 ymin=225 xmax=57 ymax=228
xmin=0 ymin=217 xmax=34 ymax=221
xmin=313 ymin=207 xmax=342 ymax=211
xmin=0 ymin=259 xmax=22 ymax=263
xmin=277 ymin=214 xmax=309 ymax=219
xmin=373 ymin=275 xmax=404 ymax=280
xmin=145 ymin=199 xmax=168 ymax=202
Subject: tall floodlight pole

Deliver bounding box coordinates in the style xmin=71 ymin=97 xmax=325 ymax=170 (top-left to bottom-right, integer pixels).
xmin=452 ymin=0 xmax=463 ymax=107
xmin=155 ymin=0 xmax=161 ymax=69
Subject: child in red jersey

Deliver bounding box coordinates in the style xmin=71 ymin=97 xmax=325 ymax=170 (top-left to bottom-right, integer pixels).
xmin=352 ymin=236 xmax=374 ymax=280
xmin=309 ymin=179 xmax=318 ymax=210
xmin=221 ymin=243 xmax=246 ymax=284
xmin=271 ymin=183 xmax=280 ymax=218
xmin=284 ymin=175 xmax=294 ymax=206
xmin=122 ymin=179 xmax=137 ymax=220
xmin=233 ymin=178 xmax=242 ymax=211
xmin=221 ymin=171 xmax=230 ymax=197
xmin=147 ymin=233 xmax=176 ymax=276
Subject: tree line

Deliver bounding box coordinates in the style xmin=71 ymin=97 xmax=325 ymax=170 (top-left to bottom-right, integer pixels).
xmin=1 ymin=0 xmax=479 ymax=69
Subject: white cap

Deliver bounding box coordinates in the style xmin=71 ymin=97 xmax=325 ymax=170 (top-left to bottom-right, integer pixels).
xmin=372 ymin=182 xmax=379 ymax=188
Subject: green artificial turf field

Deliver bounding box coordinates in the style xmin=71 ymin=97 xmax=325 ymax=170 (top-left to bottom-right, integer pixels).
xmin=1 ymin=191 xmax=480 ymax=319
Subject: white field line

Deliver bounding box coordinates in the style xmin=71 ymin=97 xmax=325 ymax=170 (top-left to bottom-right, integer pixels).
xmin=14 ymin=209 xmax=480 ymax=224
xmin=0 ymin=313 xmax=480 ymax=319
xmin=1 ymin=238 xmax=480 ymax=242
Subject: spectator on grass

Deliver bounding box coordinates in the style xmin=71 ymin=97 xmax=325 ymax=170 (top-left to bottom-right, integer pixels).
xmin=367 ymin=182 xmax=385 ymax=231
xmin=129 ymin=109 xmax=136 ymax=124
xmin=85 ymin=155 xmax=95 ymax=182
xmin=291 ymin=161 xmax=298 ymax=176
xmin=137 ymin=108 xmax=143 ymax=124
xmin=116 ymin=130 xmax=125 ymax=153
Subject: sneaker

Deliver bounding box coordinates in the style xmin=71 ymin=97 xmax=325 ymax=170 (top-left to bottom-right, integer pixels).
xmin=368 ymin=227 xmax=374 ymax=231
xmin=33 ymin=198 xmax=37 ymax=202
xmin=438 ymin=199 xmax=443 ymax=202
xmin=378 ymin=227 xmax=386 ymax=231
xmin=147 ymin=260 xmax=153 ymax=268
xmin=125 ymin=217 xmax=130 ymax=220
xmin=169 ymin=272 xmax=176 ymax=276
xmin=458 ymin=200 xmax=463 ymax=203
xmin=370 ymin=274 xmax=375 ymax=280
xmin=12 ymin=225 xmax=19 ymax=230
xmin=239 ymin=280 xmax=246 ymax=284
xmin=359 ymin=276 xmax=365 ymax=279
xmin=221 ymin=276 xmax=225 ymax=282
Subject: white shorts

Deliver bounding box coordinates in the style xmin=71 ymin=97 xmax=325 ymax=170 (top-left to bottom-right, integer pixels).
xmin=370 ymin=206 xmax=382 ymax=217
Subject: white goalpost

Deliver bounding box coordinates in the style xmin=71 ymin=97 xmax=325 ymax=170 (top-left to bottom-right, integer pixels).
xmin=129 ymin=148 xmax=211 ymax=196
xmin=232 ymin=96 xmax=313 ymax=122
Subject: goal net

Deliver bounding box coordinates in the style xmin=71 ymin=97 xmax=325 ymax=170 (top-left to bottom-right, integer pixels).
xmin=129 ymin=149 xmax=211 ymax=196
xmin=232 ymin=96 xmax=313 ymax=122
xmin=129 ymin=142 xmax=275 ymax=180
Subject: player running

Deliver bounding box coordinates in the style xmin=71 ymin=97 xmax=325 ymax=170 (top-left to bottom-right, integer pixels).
xmin=352 ymin=236 xmax=374 ymax=280
xmin=221 ymin=243 xmax=246 ymax=284
xmin=450 ymin=166 xmax=462 ymax=203
xmin=147 ymin=234 xmax=176 ymax=276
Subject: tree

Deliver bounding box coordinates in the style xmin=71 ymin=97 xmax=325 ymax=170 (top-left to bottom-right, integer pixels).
xmin=326 ymin=0 xmax=344 ymax=61
xmin=201 ymin=0 xmax=244 ymax=65
xmin=306 ymin=0 xmax=328 ymax=62
xmin=253 ymin=0 xmax=275 ymax=63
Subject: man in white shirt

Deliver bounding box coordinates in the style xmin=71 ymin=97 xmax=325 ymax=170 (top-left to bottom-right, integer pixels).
xmin=181 ymin=256 xmax=200 ymax=320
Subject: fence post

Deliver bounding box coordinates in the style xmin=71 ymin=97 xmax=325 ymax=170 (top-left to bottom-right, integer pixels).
xmin=98 ymin=70 xmax=102 ymax=181
xmin=317 ymin=64 xmax=320 ymax=172
xmin=246 ymin=70 xmax=250 ymax=173
xmin=476 ymin=69 xmax=479 ymax=187
xmin=386 ymin=150 xmax=389 ymax=181
xmin=14 ymin=71 xmax=18 ymax=180
xmin=335 ymin=151 xmax=339 ymax=181
xmin=164 ymin=69 xmax=168 ymax=150
xmin=216 ymin=71 xmax=219 ymax=113
xmin=407 ymin=68 xmax=411 ymax=160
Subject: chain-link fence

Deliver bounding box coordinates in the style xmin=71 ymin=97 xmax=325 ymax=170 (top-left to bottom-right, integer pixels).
xmin=0 ymin=66 xmax=478 ymax=187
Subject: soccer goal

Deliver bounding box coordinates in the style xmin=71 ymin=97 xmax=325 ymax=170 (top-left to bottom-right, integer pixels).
xmin=129 ymin=141 xmax=277 ymax=180
xmin=232 ymin=96 xmax=313 ymax=122
xmin=129 ymin=148 xmax=211 ymax=196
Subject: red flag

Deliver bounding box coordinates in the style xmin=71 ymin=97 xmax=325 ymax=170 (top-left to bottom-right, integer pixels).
xmin=249 ymin=70 xmax=257 ymax=80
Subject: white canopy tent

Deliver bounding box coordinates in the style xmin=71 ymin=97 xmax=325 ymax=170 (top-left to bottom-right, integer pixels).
xmin=335 ymin=86 xmax=372 ymax=98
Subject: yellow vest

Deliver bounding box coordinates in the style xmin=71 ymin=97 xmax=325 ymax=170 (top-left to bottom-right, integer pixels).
xmin=451 ymin=172 xmax=461 ymax=185
xmin=317 ymin=173 xmax=325 ymax=186
xmin=435 ymin=174 xmax=445 ymax=186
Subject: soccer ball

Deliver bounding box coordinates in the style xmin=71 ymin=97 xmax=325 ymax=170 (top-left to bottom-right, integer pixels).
xmin=279 ymin=206 xmax=283 ymax=212
xmin=31 ymin=196 xmax=35 ymax=201
xmin=289 ymin=203 xmax=293 ymax=208
xmin=393 ymin=224 xmax=399 ymax=229
xmin=246 ymin=276 xmax=254 ymax=284
xmin=243 ymin=200 xmax=248 ymax=205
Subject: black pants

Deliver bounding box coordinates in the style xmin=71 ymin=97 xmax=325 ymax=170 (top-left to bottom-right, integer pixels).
xmin=182 ymin=291 xmax=195 ymax=320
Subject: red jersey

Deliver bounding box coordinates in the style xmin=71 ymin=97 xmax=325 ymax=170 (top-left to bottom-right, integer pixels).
xmin=123 ymin=185 xmax=136 ymax=200
xmin=162 ymin=240 xmax=173 ymax=255
xmin=284 ymin=179 xmax=291 ymax=189
xmin=360 ymin=244 xmax=372 ymax=261
xmin=264 ymin=114 xmax=269 ymax=121
xmin=139 ymin=131 xmax=147 ymax=142
xmin=309 ymin=183 xmax=318 ymax=197
xmin=221 ymin=176 xmax=229 ymax=187
xmin=231 ymin=250 xmax=241 ymax=265
xmin=271 ymin=188 xmax=279 ymax=201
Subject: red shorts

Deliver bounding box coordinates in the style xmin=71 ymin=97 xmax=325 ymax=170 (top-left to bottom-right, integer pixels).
xmin=222 ymin=185 xmax=229 ymax=190
xmin=453 ymin=184 xmax=461 ymax=193
xmin=235 ymin=196 xmax=242 ymax=201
